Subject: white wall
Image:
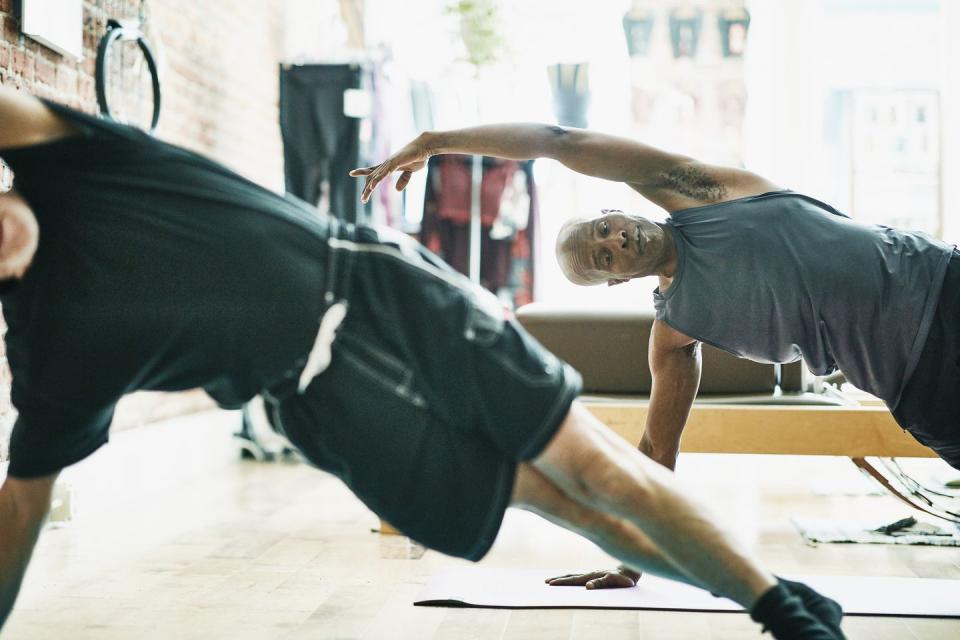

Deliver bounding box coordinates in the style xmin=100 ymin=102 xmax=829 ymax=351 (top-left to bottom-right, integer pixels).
xmin=939 ymin=0 xmax=960 ymax=244
xmin=744 ymin=0 xmax=953 ymax=239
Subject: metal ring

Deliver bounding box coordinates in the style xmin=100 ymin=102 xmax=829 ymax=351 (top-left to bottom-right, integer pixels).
xmin=95 ymin=19 xmax=162 ymax=133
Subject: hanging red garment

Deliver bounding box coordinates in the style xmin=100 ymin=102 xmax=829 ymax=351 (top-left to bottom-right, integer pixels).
xmin=434 ymin=155 xmax=517 ymax=225
xmin=421 ymin=155 xmax=538 ymax=308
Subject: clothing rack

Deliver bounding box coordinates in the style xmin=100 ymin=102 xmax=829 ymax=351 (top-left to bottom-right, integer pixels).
xmin=469 ymin=155 xmax=482 ymax=282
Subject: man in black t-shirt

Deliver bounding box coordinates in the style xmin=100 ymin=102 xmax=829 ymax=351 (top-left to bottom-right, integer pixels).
xmin=0 ymin=87 xmax=842 ymax=639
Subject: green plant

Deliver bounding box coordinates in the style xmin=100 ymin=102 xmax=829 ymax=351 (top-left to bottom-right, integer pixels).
xmin=445 ymin=0 xmax=502 ymax=69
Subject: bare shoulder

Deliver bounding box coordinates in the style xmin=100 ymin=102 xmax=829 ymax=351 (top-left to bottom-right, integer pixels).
xmin=633 ymin=160 xmax=782 ymax=215
xmin=0 ymin=85 xmax=76 ymax=150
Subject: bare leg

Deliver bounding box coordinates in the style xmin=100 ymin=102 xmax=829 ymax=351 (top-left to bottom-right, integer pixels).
xmin=511 ymin=463 xmax=708 ymax=590
xmin=531 ymin=401 xmax=776 ymax=608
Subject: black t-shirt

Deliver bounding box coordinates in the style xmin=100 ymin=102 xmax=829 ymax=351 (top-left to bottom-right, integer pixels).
xmin=1 ymin=101 xmax=330 ymax=477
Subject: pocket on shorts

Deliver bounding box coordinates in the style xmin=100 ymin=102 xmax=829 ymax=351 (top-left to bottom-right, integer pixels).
xmin=276 ymin=330 xmax=432 ymax=479
xmin=337 ymin=332 xmax=428 ymax=410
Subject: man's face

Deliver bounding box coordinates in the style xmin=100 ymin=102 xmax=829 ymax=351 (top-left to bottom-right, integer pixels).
xmin=555 ymin=209 xmax=665 ymax=286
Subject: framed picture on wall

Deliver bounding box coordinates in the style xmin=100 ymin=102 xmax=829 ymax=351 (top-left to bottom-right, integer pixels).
xmin=22 ymin=0 xmax=84 ymax=59
xmin=849 ymin=89 xmax=941 ymax=236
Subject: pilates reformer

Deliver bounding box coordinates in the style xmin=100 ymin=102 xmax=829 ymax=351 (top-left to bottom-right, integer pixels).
xmin=516 ymin=303 xmax=935 ymax=460
xmin=513 ymin=304 xmax=957 ymax=524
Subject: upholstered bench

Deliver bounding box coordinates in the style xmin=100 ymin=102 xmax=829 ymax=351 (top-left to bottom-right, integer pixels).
xmin=516 ymin=304 xmax=934 ymax=458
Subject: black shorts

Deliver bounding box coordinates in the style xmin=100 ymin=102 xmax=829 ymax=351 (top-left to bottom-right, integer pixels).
xmin=263 ymin=223 xmax=581 ymax=560
xmin=893 ymin=249 xmax=960 ymax=469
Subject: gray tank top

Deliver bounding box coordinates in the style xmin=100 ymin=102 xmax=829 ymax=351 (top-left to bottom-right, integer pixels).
xmin=653 ymin=191 xmax=954 ymax=407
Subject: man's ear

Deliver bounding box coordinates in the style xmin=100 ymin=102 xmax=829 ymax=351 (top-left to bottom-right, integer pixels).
xmin=607 ymin=278 xmax=629 ymax=287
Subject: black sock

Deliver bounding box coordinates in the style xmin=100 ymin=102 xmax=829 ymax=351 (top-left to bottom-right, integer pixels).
xmin=778 ymin=578 xmax=843 ymax=630
xmin=750 ymin=583 xmax=846 ymax=640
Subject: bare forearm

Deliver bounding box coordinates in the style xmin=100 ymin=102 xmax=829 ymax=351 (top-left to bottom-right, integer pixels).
xmin=642 ymin=346 xmax=701 ymax=469
xmin=640 ymin=394 xmax=694 ymax=470
xmin=423 ymin=123 xmax=565 ymax=161
xmin=423 ymin=124 xmax=684 ymax=184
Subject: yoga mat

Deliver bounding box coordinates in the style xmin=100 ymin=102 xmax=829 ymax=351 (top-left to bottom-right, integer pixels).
xmin=792 ymin=516 xmax=960 ymax=547
xmin=415 ymin=567 xmax=960 ymax=618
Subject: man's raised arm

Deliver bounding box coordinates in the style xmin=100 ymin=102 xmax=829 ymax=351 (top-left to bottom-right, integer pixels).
xmin=351 ymin=123 xmax=780 ymax=212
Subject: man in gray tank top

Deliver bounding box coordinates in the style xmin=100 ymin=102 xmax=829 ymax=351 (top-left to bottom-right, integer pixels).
xmin=549 ymin=149 xmax=957 ymax=473
xmin=358 ymin=122 xmax=956 ymax=474
xmin=358 ymin=122 xmax=957 ymax=605
xmin=549 ymin=137 xmax=959 ymax=598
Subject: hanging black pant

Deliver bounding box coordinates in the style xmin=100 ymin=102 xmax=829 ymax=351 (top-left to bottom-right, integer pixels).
xmin=280 ymin=64 xmax=362 ymax=223
xmin=547 ymin=63 xmax=590 ymax=129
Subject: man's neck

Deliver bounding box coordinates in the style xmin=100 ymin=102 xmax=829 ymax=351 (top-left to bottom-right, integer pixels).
xmin=654 ymin=223 xmax=678 ymax=279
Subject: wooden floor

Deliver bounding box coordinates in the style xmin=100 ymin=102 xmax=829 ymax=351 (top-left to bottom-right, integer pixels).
xmin=4 ymin=410 xmax=960 ymax=639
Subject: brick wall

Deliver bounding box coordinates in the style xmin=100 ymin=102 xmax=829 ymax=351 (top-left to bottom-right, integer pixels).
xmin=0 ymin=0 xmax=289 ymax=441
xmin=1 ymin=0 xmax=285 ymax=184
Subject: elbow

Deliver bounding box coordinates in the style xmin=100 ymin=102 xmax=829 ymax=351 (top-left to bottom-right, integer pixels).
xmin=650 ymin=340 xmax=701 ymax=373
xmin=543 ymin=124 xmax=576 ymax=159
xmin=680 ymin=340 xmax=701 ymax=360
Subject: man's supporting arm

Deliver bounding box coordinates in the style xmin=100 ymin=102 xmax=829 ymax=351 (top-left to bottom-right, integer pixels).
xmin=640 ymin=319 xmax=701 ymax=469
xmin=0 ymin=473 xmax=57 ymax=629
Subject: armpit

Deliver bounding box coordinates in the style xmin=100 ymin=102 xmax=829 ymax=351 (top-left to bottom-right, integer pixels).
xmin=653 ymin=163 xmax=728 ymax=202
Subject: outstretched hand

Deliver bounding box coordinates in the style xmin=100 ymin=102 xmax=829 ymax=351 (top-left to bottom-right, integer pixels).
xmin=545 ymin=567 xmax=642 ymax=590
xmin=349 ymin=134 xmax=431 ymax=204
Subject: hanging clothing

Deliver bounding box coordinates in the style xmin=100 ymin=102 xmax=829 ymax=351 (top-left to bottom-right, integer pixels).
xmin=622 ymin=10 xmax=655 ymax=58
xmin=421 ymin=155 xmax=537 ymax=306
xmin=547 ymin=63 xmax=590 ymax=129
xmin=669 ymin=8 xmax=704 ymax=59
xmin=511 ymin=162 xmax=538 ymax=307
xmin=433 ymin=155 xmax=518 ymax=226
xmin=367 ymin=60 xmax=421 ymax=229
xmin=280 ymin=64 xmax=364 ymax=223
xmin=718 ymin=9 xmax=751 ymax=58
